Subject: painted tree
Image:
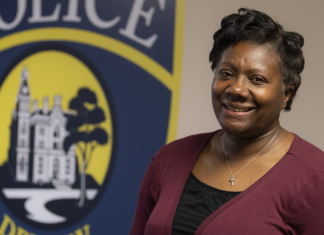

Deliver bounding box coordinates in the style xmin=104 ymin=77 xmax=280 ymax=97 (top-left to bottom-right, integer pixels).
xmin=64 ymin=88 xmax=108 ymax=207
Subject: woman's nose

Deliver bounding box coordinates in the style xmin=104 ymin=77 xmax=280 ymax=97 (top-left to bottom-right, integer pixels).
xmin=226 ymin=76 xmax=249 ymax=100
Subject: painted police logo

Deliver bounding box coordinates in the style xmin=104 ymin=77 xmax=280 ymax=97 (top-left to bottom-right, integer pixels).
xmin=0 ymin=49 xmax=114 ymax=230
xmin=0 ymin=0 xmax=184 ymax=233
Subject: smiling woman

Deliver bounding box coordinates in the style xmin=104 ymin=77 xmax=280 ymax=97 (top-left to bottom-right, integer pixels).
xmin=130 ymin=8 xmax=324 ymax=235
xmin=212 ymin=42 xmax=290 ymax=137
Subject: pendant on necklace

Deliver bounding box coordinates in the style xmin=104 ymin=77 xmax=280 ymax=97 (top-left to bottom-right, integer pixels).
xmin=229 ymin=175 xmax=235 ymax=186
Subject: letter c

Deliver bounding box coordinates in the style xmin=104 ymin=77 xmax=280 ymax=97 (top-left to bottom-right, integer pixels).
xmin=85 ymin=0 xmax=120 ymax=29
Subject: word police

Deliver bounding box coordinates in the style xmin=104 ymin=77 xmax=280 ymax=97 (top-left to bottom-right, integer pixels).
xmin=0 ymin=0 xmax=166 ymax=48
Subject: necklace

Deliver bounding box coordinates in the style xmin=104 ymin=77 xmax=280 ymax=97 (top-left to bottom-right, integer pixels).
xmin=223 ymin=129 xmax=279 ymax=186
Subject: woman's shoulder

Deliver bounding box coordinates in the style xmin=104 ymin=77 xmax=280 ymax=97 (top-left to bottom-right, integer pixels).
xmin=151 ymin=131 xmax=216 ymax=169
xmin=284 ymin=135 xmax=324 ymax=231
xmin=287 ymin=133 xmax=324 ymax=172
xmin=159 ymin=131 xmax=215 ymax=153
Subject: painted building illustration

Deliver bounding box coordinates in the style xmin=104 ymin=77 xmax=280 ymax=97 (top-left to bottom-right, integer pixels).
xmin=8 ymin=68 xmax=78 ymax=187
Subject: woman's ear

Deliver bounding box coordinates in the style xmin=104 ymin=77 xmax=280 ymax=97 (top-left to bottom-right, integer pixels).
xmin=282 ymin=86 xmax=295 ymax=109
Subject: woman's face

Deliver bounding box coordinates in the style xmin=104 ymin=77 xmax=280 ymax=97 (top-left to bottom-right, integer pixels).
xmin=212 ymin=42 xmax=292 ymax=138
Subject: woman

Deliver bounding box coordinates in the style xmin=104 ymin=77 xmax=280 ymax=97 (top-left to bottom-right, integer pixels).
xmin=130 ymin=8 xmax=324 ymax=235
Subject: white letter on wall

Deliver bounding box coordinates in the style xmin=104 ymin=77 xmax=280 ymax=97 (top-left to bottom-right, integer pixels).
xmin=63 ymin=0 xmax=81 ymax=23
xmin=0 ymin=0 xmax=27 ymax=30
xmin=28 ymin=0 xmax=61 ymax=23
xmin=119 ymin=0 xmax=165 ymax=48
xmin=85 ymin=0 xmax=120 ymax=29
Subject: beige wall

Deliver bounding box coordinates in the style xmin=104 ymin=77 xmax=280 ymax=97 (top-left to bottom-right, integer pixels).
xmin=177 ymin=0 xmax=324 ymax=151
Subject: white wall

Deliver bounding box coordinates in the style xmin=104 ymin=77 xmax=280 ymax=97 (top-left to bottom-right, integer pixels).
xmin=177 ymin=0 xmax=324 ymax=151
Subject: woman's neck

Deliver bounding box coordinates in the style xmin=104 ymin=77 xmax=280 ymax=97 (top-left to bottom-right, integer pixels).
xmin=219 ymin=125 xmax=284 ymax=162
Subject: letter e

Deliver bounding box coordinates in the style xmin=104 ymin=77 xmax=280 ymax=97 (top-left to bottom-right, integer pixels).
xmin=119 ymin=0 xmax=166 ymax=48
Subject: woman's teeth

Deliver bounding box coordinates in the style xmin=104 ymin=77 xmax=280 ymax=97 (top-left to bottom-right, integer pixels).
xmin=226 ymin=105 xmax=251 ymax=112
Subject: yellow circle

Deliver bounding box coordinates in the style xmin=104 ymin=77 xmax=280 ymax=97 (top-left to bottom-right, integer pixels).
xmin=0 ymin=50 xmax=113 ymax=186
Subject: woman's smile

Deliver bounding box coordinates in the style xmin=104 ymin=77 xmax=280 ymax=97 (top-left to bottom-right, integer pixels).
xmin=223 ymin=103 xmax=255 ymax=114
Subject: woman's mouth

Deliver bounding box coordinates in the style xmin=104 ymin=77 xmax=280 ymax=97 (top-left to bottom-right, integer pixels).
xmin=223 ymin=104 xmax=254 ymax=113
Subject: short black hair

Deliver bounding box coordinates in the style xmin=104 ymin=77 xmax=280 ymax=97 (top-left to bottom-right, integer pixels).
xmin=209 ymin=8 xmax=304 ymax=111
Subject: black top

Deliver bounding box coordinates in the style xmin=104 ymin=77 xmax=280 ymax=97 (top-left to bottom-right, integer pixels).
xmin=172 ymin=173 xmax=241 ymax=235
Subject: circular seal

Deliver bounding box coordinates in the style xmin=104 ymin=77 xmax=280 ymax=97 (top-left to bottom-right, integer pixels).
xmin=0 ymin=47 xmax=114 ymax=230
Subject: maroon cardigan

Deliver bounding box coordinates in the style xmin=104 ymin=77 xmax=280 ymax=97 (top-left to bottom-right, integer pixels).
xmin=130 ymin=132 xmax=324 ymax=235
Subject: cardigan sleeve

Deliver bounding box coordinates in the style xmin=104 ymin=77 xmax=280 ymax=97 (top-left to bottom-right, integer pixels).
xmin=285 ymin=171 xmax=324 ymax=235
xmin=130 ymin=156 xmax=157 ymax=235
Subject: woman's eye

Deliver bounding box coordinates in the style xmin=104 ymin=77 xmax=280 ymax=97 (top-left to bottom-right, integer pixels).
xmin=251 ymin=77 xmax=265 ymax=83
xmin=220 ymin=71 xmax=232 ymax=77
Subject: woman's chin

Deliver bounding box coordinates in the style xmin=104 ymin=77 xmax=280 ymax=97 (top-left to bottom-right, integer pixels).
xmin=220 ymin=124 xmax=254 ymax=138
